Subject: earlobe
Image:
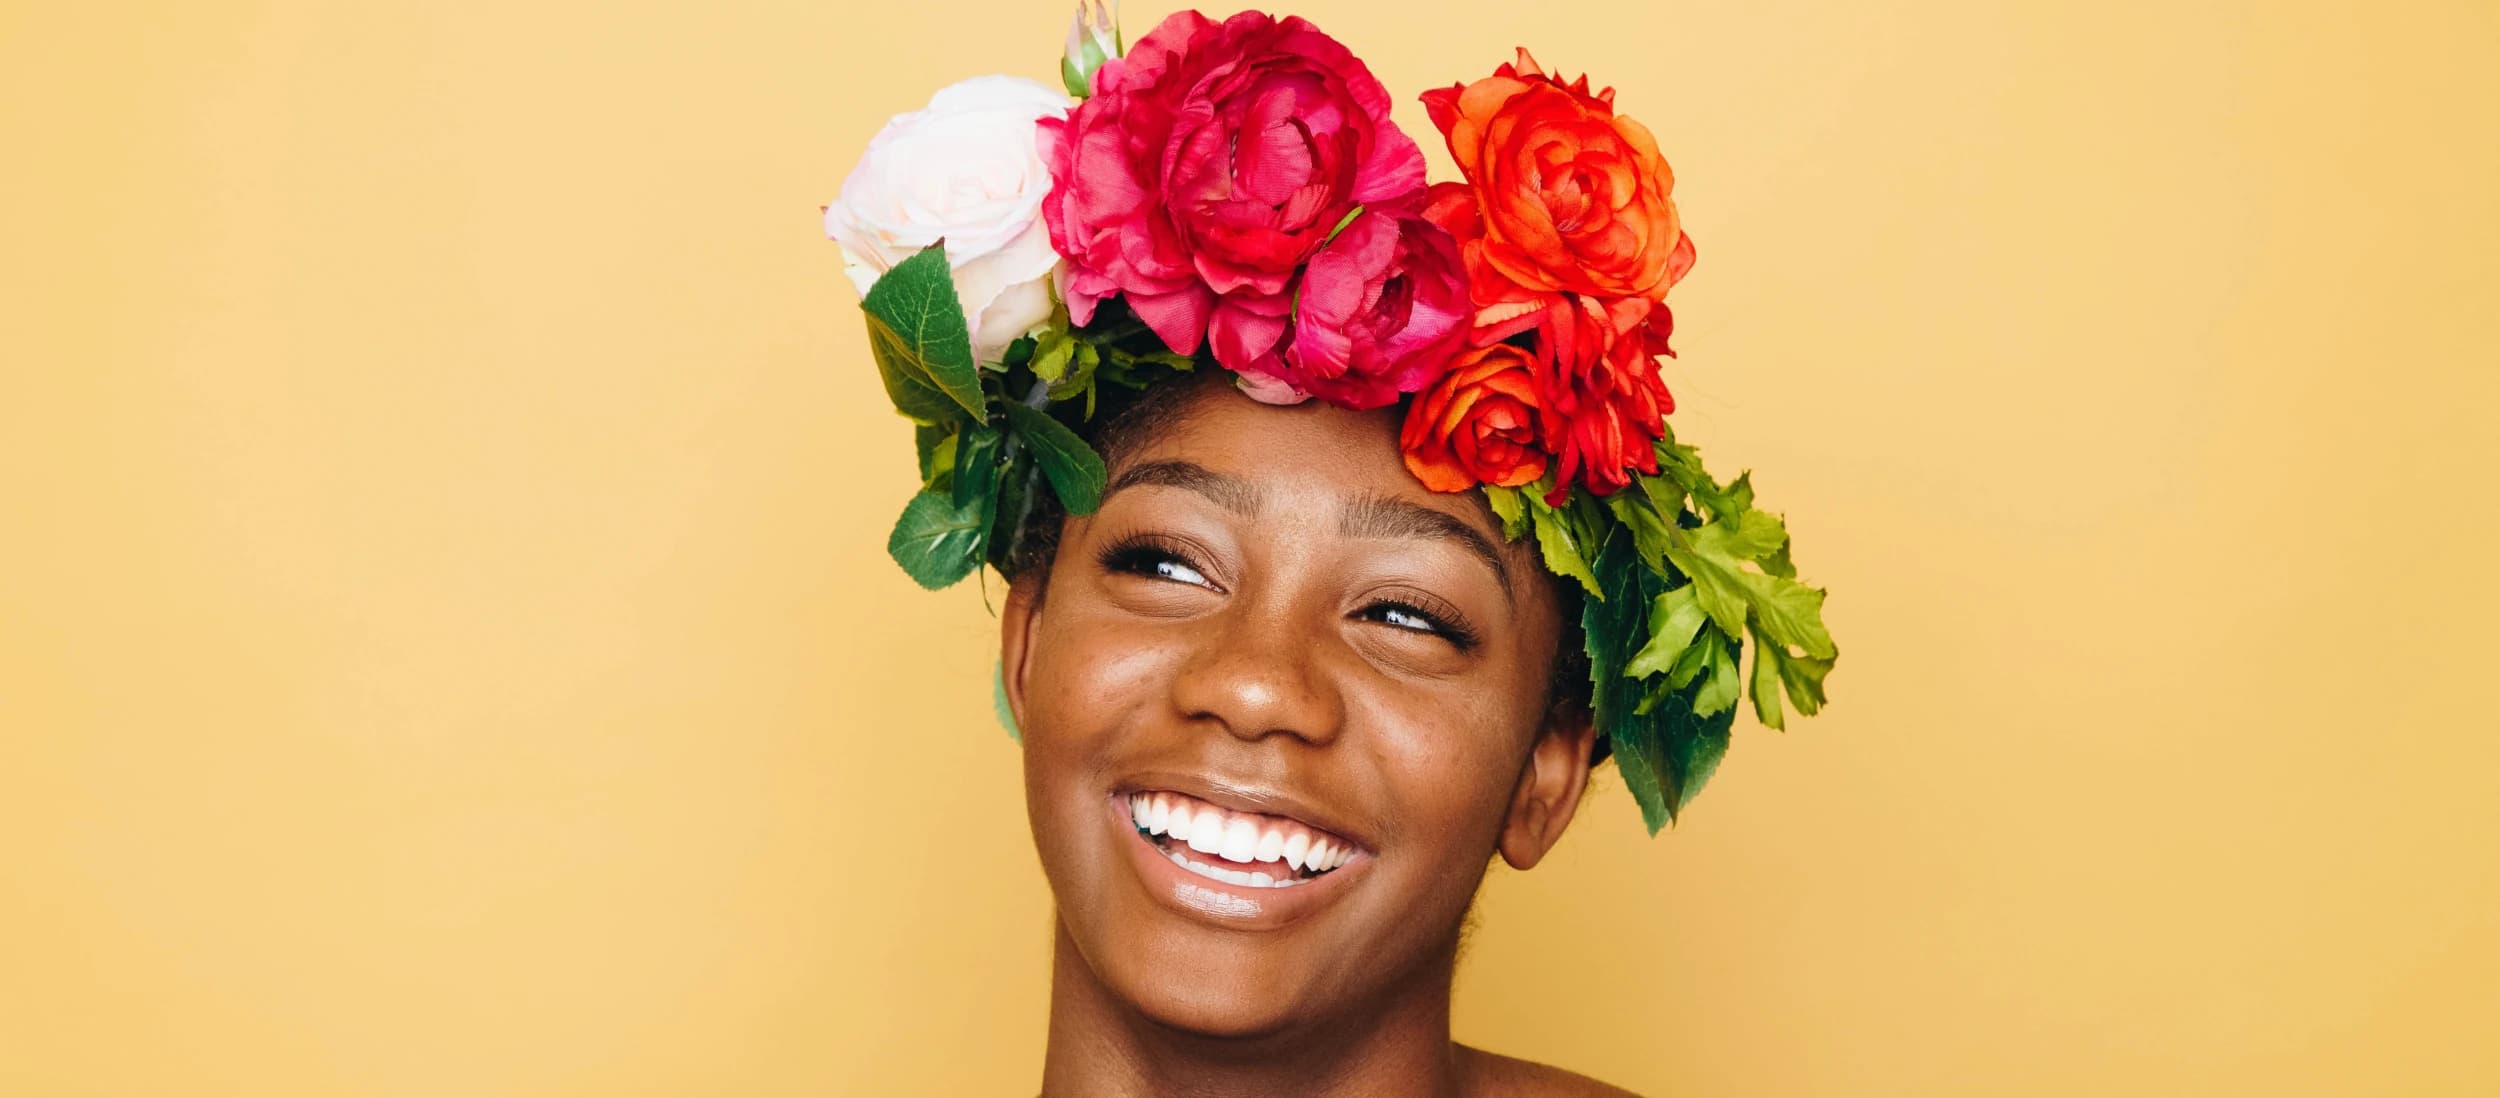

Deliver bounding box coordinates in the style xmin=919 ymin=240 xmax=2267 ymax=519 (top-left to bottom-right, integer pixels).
xmin=1498 ymin=720 xmax=1599 ymax=870
xmin=1000 ymin=581 xmax=1044 ymax=733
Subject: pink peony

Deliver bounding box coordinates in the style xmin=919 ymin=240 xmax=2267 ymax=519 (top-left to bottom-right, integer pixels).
xmin=1038 ymin=10 xmax=1428 ymax=369
xmin=1226 ymin=208 xmax=1467 ymax=410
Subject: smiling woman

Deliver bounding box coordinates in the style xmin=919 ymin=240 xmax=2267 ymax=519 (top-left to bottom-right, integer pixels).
xmin=825 ymin=5 xmax=1836 ymax=1093
xmin=998 ymin=374 xmax=1630 ymax=1092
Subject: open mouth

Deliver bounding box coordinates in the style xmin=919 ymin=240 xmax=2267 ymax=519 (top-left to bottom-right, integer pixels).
xmin=1125 ymin=790 xmax=1358 ymax=890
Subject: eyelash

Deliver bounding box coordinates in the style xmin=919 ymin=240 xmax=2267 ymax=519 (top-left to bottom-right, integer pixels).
xmin=1096 ymin=535 xmax=1480 ymax=651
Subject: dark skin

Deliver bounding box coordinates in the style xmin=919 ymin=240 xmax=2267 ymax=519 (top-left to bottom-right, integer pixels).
xmin=1000 ymin=383 xmax=1637 ymax=1096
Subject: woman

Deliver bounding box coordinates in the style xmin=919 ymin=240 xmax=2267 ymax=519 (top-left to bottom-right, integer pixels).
xmin=1000 ymin=369 xmax=1628 ymax=1094
xmin=823 ymin=6 xmax=1836 ymax=1092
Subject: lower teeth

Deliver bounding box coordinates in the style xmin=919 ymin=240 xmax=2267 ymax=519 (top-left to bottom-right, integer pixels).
xmin=1145 ymin=830 xmax=1319 ymax=888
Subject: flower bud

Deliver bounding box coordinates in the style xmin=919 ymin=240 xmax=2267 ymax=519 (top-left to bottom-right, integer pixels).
xmin=1060 ymin=0 xmax=1121 ymax=98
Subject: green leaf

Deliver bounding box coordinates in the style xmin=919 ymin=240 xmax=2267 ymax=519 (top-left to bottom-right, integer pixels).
xmin=1606 ymin=492 xmax=1677 ymax=575
xmin=1028 ymin=329 xmax=1078 ymax=385
xmin=1778 ymin=648 xmax=1834 ymax=717
xmin=1004 ymin=402 xmax=1108 ymax=515
xmin=1693 ymin=630 xmax=1742 ymax=718
xmin=1483 ymin=485 xmax=1530 ymax=542
xmin=986 ymin=451 xmax=1039 ymax=574
xmin=862 ymin=245 xmax=983 ymax=420
xmin=1694 ymin=509 xmax=1788 ymax=563
xmin=886 ymin=488 xmax=988 ymax=590
xmin=1735 ymin=569 xmax=1837 ymax=660
xmin=916 ymin=423 xmax=958 ymax=487
xmin=1663 ymin=537 xmax=1748 ymax=637
xmin=1750 ymin=624 xmax=1786 ymax=731
xmin=1626 ymin=583 xmax=1709 ymax=679
xmin=950 ymin=422 xmax=1005 ymax=510
xmin=1528 ymin=496 xmax=1602 ymax=598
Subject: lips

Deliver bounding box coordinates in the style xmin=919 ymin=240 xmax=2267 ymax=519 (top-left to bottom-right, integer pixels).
xmin=1127 ymin=790 xmax=1357 ymax=888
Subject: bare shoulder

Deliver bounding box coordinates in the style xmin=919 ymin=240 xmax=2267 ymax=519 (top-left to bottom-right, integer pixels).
xmin=1455 ymin=1044 xmax=1644 ymax=1097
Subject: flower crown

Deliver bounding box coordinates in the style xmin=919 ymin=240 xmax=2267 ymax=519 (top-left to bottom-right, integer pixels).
xmin=823 ymin=2 xmax=1836 ymax=832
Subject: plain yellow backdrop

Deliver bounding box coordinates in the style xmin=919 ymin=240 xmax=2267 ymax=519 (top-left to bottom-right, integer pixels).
xmin=4 ymin=0 xmax=2496 ymax=1093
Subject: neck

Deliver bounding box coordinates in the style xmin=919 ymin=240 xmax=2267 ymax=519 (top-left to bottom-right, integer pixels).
xmin=1037 ymin=918 xmax=1464 ymax=1098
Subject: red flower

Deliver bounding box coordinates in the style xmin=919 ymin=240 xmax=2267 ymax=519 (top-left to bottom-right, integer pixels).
xmin=1039 ymin=10 xmax=1428 ymax=368
xmin=1525 ymin=295 xmax=1677 ymax=502
xmin=1400 ymin=342 xmax=1548 ymax=492
xmin=1420 ymin=50 xmax=1695 ymax=303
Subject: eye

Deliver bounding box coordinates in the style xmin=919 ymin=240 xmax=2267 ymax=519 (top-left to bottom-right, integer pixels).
xmin=1358 ymin=599 xmax=1480 ymax=651
xmin=1099 ymin=538 xmax=1216 ymax=589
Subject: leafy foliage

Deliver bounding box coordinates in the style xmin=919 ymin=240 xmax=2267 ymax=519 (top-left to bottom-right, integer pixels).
xmin=1487 ymin=423 xmax=1838 ymax=831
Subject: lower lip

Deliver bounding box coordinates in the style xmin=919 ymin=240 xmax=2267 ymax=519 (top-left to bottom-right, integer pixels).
xmin=1105 ymin=796 xmax=1363 ymax=927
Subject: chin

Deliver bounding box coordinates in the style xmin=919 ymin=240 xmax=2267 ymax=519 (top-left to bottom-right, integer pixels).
xmin=1030 ymin=780 xmax=1411 ymax=1040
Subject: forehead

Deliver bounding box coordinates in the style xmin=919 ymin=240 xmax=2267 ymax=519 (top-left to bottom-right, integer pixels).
xmin=1122 ymin=383 xmax=1440 ymax=506
xmin=1105 ymin=382 xmax=1554 ymax=592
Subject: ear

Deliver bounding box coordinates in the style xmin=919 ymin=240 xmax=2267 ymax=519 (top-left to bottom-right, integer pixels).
xmin=1498 ymin=718 xmax=1599 ymax=870
xmin=999 ymin=579 xmax=1044 ymax=733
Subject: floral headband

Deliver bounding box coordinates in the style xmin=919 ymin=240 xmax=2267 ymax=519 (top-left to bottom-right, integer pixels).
xmin=823 ymin=2 xmax=1837 ymax=832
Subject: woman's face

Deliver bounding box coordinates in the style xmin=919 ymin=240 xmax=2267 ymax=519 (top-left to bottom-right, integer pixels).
xmin=1001 ymin=384 xmax=1590 ymax=1038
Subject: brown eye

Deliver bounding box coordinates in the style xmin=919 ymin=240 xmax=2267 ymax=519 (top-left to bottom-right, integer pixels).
xmin=1099 ymin=538 xmax=1215 ymax=589
xmin=1357 ymin=600 xmax=1479 ymax=651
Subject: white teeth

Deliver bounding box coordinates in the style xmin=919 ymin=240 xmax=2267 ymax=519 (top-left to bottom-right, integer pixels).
xmin=1187 ymin=809 xmax=1224 ymax=854
xmin=1254 ymin=828 xmax=1285 ymax=864
xmin=1134 ymin=791 xmax=1355 ymax=879
xmin=1219 ymin=817 xmax=1259 ymax=863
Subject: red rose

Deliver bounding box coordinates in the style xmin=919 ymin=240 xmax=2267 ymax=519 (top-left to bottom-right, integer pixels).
xmin=1219 ymin=208 xmax=1467 ymax=410
xmin=1400 ymin=342 xmax=1549 ymax=492
xmin=1040 ymin=10 xmax=1428 ymax=367
xmin=1526 ymin=295 xmax=1677 ymax=501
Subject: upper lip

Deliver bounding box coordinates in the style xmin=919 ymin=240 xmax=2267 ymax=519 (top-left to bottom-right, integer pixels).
xmin=1115 ymin=770 xmax=1373 ymax=854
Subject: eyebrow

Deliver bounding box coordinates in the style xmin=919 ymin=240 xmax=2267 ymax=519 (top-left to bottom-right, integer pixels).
xmin=1103 ymin=459 xmax=1263 ymax=516
xmin=1338 ymin=493 xmax=1514 ymax=603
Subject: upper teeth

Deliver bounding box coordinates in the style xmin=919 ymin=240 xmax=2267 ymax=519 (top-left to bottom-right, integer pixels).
xmin=1129 ymin=791 xmax=1354 ymax=875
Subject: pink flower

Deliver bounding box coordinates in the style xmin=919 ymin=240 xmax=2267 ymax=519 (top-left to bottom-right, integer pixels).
xmin=1038 ymin=10 xmax=1428 ymax=367
xmin=1226 ymin=208 xmax=1467 ymax=410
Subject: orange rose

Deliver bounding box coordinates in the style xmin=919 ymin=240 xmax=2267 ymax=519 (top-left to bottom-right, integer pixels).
xmin=1399 ymin=342 xmax=1549 ymax=492
xmin=1421 ymin=51 xmax=1696 ymax=302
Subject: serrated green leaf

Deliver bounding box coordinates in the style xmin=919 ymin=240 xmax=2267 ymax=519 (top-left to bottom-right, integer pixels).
xmin=1694 ymin=509 xmax=1788 ymax=563
xmin=1750 ymin=624 xmax=1786 ymax=731
xmin=1663 ymin=539 xmax=1747 ymax=637
xmin=1627 ymin=583 xmax=1710 ymax=679
xmin=1778 ymin=648 xmax=1834 ymax=717
xmin=1483 ymin=485 xmax=1530 ymax=542
xmin=862 ymin=245 xmax=983 ymax=419
xmin=886 ymin=488 xmax=987 ymax=590
xmin=1735 ymin=569 xmax=1837 ymax=660
xmin=1693 ymin=631 xmax=1741 ymax=718
xmin=1606 ymin=492 xmax=1676 ymax=574
xmin=1004 ymin=402 xmax=1107 ymax=515
xmin=1529 ymin=497 xmax=1602 ymax=598
xmin=951 ymin=421 xmax=1005 ymax=510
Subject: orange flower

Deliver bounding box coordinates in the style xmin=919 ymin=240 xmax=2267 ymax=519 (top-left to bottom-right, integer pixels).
xmin=1421 ymin=50 xmax=1696 ymax=302
xmin=1400 ymin=342 xmax=1549 ymax=492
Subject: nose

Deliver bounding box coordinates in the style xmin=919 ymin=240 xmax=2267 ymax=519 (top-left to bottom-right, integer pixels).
xmin=1167 ymin=597 xmax=1347 ymax=747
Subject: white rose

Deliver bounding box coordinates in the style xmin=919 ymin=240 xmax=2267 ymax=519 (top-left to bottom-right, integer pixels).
xmin=823 ymin=75 xmax=1070 ymax=367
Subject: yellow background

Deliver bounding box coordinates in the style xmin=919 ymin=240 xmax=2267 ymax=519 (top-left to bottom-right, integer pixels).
xmin=5 ymin=0 xmax=2495 ymax=1092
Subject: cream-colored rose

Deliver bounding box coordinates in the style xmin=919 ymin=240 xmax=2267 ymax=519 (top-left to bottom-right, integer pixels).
xmin=823 ymin=76 xmax=1070 ymax=365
